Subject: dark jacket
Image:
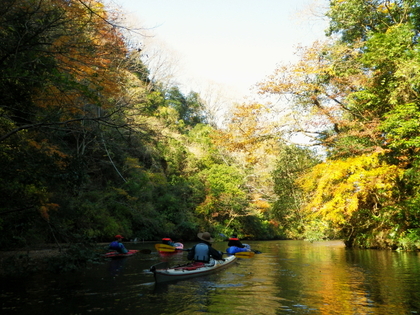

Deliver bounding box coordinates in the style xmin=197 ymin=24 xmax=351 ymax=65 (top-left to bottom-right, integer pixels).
xmin=228 ymin=238 xmax=245 ymax=248
xmin=187 ymin=241 xmax=223 ymax=262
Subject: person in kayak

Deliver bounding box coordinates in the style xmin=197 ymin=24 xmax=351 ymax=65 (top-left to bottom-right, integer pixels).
xmin=161 ymin=237 xmax=176 ymax=246
xmin=108 ymin=235 xmax=129 ymax=254
xmin=227 ymin=234 xmax=251 ymax=254
xmin=228 ymin=234 xmax=246 ymax=248
xmin=187 ymin=232 xmax=223 ymax=263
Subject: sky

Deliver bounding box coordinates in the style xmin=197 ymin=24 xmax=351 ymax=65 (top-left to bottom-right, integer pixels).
xmin=113 ymin=0 xmax=329 ymax=101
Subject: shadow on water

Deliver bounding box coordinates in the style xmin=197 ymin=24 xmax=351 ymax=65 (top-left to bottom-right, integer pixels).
xmin=1 ymin=240 xmax=420 ymax=314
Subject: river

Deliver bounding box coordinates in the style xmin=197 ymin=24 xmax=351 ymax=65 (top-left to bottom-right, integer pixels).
xmin=1 ymin=240 xmax=420 ymax=314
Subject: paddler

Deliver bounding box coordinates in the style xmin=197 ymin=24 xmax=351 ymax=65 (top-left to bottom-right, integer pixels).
xmin=108 ymin=235 xmax=129 ymax=254
xmin=187 ymin=232 xmax=223 ymax=263
xmin=227 ymin=234 xmax=251 ymax=253
xmin=228 ymin=234 xmax=246 ymax=248
xmin=161 ymin=237 xmax=176 ymax=247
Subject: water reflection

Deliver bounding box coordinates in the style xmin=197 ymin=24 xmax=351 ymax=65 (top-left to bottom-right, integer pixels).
xmin=108 ymin=257 xmax=129 ymax=276
xmin=1 ymin=241 xmax=420 ymax=314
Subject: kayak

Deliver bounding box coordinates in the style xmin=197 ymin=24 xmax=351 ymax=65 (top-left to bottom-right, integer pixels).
xmin=226 ymin=243 xmax=251 ymax=254
xmin=150 ymin=255 xmax=237 ymax=283
xmin=174 ymin=242 xmax=183 ymax=250
xmin=104 ymin=249 xmax=139 ymax=258
xmin=155 ymin=243 xmax=184 ymax=253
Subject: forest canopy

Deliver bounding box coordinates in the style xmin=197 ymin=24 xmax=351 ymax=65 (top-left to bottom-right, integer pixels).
xmin=1 ymin=0 xmax=420 ymax=252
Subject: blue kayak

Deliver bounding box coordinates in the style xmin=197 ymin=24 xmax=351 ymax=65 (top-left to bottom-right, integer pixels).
xmin=226 ymin=244 xmax=251 ymax=254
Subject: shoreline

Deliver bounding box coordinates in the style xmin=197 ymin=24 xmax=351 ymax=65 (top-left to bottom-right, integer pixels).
xmin=0 ymin=241 xmax=158 ymax=277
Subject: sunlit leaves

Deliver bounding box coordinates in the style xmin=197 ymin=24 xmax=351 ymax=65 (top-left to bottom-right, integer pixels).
xmin=196 ymin=164 xmax=248 ymax=227
xmin=298 ymin=152 xmax=403 ymax=228
xmin=381 ymin=103 xmax=420 ymax=150
xmin=257 ymin=38 xmax=384 ymax=157
xmin=212 ymin=102 xmax=278 ymax=166
xmin=327 ymin=0 xmax=417 ymax=43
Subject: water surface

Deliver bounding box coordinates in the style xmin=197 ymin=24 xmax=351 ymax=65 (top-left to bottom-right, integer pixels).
xmin=1 ymin=240 xmax=420 ymax=314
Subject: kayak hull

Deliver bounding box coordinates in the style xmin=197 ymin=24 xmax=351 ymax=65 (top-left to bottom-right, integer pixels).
xmin=104 ymin=249 xmax=139 ymax=258
xmin=226 ymin=244 xmax=251 ymax=254
xmin=150 ymin=255 xmax=237 ymax=283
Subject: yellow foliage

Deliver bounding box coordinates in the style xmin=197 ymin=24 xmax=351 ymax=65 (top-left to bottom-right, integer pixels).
xmin=298 ymin=151 xmax=403 ymax=225
xmin=211 ymin=102 xmax=278 ymax=168
xmin=253 ymin=199 xmax=271 ymax=212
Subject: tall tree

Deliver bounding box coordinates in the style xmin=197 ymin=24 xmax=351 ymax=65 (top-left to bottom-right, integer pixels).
xmin=271 ymin=145 xmax=321 ymax=239
xmin=258 ymin=0 xmax=420 ymax=248
xmin=0 ymin=0 xmax=147 ymax=246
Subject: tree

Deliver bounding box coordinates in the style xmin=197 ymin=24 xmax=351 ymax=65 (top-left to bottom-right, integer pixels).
xmin=257 ymin=0 xmax=420 ymax=248
xmin=164 ymin=87 xmax=207 ymax=128
xmin=0 ymin=0 xmax=151 ymax=246
xmin=271 ymin=145 xmax=321 ymax=239
xmin=298 ymin=152 xmax=403 ymax=247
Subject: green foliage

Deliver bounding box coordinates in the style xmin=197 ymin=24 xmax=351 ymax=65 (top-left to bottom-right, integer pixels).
xmin=397 ymin=229 xmax=420 ymax=250
xmin=327 ymin=0 xmax=418 ymax=44
xmin=271 ymin=144 xmax=321 ymax=239
xmin=195 ymin=164 xmax=247 ymax=230
xmin=382 ymin=102 xmax=420 ymax=151
xmin=164 ymin=87 xmax=207 ymax=128
xmin=45 ymin=241 xmax=104 ymax=273
xmin=301 ymin=220 xmax=333 ymax=242
xmin=253 ymin=0 xmax=420 ymax=249
xmin=0 ymin=0 xmax=285 ymax=258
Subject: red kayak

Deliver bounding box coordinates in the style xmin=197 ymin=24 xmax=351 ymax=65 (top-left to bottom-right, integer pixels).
xmin=104 ymin=249 xmax=139 ymax=258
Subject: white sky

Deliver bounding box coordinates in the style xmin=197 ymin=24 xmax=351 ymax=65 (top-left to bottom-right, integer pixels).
xmin=114 ymin=0 xmax=329 ymax=101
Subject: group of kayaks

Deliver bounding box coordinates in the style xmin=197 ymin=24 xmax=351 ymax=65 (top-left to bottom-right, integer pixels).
xmin=104 ymin=241 xmax=257 ymax=284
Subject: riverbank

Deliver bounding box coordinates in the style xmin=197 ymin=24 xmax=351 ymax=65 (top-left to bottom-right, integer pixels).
xmin=0 ymin=241 xmax=158 ymax=277
xmin=0 ymin=244 xmax=103 ymax=277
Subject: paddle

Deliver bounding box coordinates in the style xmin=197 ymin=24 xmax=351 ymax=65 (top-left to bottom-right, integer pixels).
xmin=225 ymin=251 xmax=255 ymax=258
xmin=155 ymin=244 xmax=254 ymax=258
xmin=104 ymin=249 xmax=151 ymax=256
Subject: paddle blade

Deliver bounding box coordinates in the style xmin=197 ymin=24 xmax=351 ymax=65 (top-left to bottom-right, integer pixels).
xmin=155 ymin=244 xmax=177 ymax=252
xmin=233 ymin=251 xmax=255 ymax=258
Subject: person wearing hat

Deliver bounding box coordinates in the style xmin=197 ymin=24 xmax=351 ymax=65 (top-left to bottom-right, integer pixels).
xmin=187 ymin=232 xmax=223 ymax=263
xmin=108 ymin=235 xmax=129 ymax=254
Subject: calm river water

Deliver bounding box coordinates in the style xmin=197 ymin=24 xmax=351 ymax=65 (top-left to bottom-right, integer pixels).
xmin=1 ymin=240 xmax=420 ymax=315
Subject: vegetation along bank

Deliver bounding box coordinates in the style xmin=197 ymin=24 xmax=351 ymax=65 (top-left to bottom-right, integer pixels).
xmin=1 ymin=0 xmax=420 ymax=274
